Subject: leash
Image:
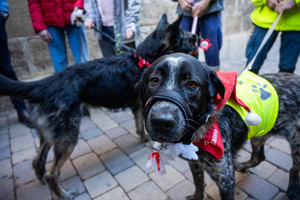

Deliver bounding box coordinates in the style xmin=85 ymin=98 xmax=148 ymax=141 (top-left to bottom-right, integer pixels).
xmin=92 ymin=26 xmax=137 ymax=54
xmin=245 ymin=12 xmax=282 ymax=71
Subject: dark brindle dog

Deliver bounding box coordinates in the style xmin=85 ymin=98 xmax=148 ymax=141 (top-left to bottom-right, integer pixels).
xmin=0 ymin=16 xmax=197 ymax=199
xmin=139 ymin=53 xmax=300 ymax=200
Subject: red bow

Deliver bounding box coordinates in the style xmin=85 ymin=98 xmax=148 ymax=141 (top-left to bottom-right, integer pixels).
xmin=148 ymin=152 xmax=161 ymax=171
xmin=133 ymin=55 xmax=151 ymax=68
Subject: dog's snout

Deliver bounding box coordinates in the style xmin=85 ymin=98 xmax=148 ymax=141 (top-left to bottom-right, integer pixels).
xmin=150 ymin=113 xmax=177 ymax=132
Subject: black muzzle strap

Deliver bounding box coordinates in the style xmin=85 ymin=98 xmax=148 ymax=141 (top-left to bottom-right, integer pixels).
xmin=144 ymin=90 xmax=195 ymax=144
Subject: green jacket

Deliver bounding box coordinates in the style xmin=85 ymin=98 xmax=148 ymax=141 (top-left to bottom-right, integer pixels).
xmin=251 ymin=0 xmax=300 ymax=31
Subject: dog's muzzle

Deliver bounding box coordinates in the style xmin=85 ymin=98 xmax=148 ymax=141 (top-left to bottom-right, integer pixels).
xmin=144 ymin=90 xmax=195 ymax=144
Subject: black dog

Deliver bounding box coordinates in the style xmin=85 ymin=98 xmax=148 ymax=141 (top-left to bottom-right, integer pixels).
xmin=0 ymin=16 xmax=196 ymax=199
xmin=139 ymin=53 xmax=300 ymax=200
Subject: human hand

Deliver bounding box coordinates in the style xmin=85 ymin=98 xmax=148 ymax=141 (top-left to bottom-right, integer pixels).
xmin=275 ymin=0 xmax=296 ymax=13
xmin=84 ymin=19 xmax=95 ymax=29
xmin=192 ymin=0 xmax=211 ymax=17
xmin=178 ymin=0 xmax=194 ymax=11
xmin=125 ymin=29 xmax=135 ymax=39
xmin=267 ymin=0 xmax=279 ymax=10
xmin=38 ymin=29 xmax=52 ymax=43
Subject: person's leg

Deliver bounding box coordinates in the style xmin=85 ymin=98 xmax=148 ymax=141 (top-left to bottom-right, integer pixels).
xmin=47 ymin=26 xmax=68 ymax=72
xmin=66 ymin=25 xmax=89 ymax=63
xmin=98 ymin=26 xmax=116 ymax=58
xmin=179 ymin=15 xmax=193 ymax=33
xmin=0 ymin=15 xmax=32 ymax=127
xmin=279 ymin=31 xmax=300 ymax=73
xmin=245 ymin=25 xmax=278 ymax=74
xmin=198 ymin=12 xmax=222 ymax=69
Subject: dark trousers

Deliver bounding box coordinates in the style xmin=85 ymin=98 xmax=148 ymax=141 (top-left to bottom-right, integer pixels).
xmin=246 ymin=25 xmax=300 ymax=74
xmin=0 ymin=15 xmax=26 ymax=112
xmin=179 ymin=12 xmax=223 ymax=67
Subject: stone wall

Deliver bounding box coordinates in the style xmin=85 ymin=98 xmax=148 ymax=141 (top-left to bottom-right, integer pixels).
xmin=1 ymin=0 xmax=255 ymax=113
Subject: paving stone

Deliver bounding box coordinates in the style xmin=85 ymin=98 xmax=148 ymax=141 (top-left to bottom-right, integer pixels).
xmin=80 ymin=127 xmax=103 ymax=141
xmin=128 ymin=181 xmax=167 ymax=200
xmin=11 ymin=134 xmax=34 ymax=153
xmin=16 ymin=179 xmax=51 ymax=200
xmin=105 ymin=126 xmax=128 ymax=140
xmin=120 ymin=119 xmax=136 ymax=130
xmin=167 ymin=157 xmax=190 ymax=173
xmin=70 ymin=139 xmax=92 ymax=159
xmin=74 ymin=192 xmax=91 ymax=200
xmin=0 ymin=133 xmax=9 ymax=148
xmin=238 ymin=174 xmax=279 ymax=200
xmin=205 ymin=182 xmax=220 ymax=200
xmin=87 ymin=135 xmax=116 ymax=155
xmin=0 ymin=177 xmax=14 ymax=200
xmin=13 ymin=159 xmax=35 ymax=185
xmin=129 ymin=146 xmax=152 ymax=171
xmin=249 ymin=161 xmax=277 ymax=179
xmin=242 ymin=140 xmax=252 ymax=152
xmin=268 ymin=137 xmax=291 ymax=155
xmin=100 ymin=149 xmax=134 ymax=175
xmin=167 ymin=180 xmax=195 ymax=200
xmin=84 ymin=171 xmax=118 ymax=198
xmin=273 ymin=192 xmax=290 ymax=200
xmin=90 ymin=111 xmax=118 ymax=131
xmin=108 ymin=111 xmax=133 ymax=123
xmin=62 ymin=176 xmax=86 ymax=195
xmin=12 ymin=146 xmax=36 ymax=164
xmin=268 ymin=169 xmax=289 ymax=191
xmin=184 ymin=169 xmax=193 ymax=182
xmin=9 ymin=123 xmax=31 ymax=138
xmin=73 ymin=153 xmax=105 ymax=180
xmin=265 ymin=148 xmax=292 ymax=171
xmin=236 ymin=149 xmax=251 ymax=163
xmin=115 ymin=166 xmax=149 ymax=192
xmin=0 ymin=145 xmax=11 ymax=160
xmin=0 ymin=158 xmax=12 ymax=178
xmin=150 ymin=165 xmax=185 ymax=191
xmin=80 ymin=117 xmax=97 ymax=132
xmin=114 ymin=134 xmax=145 ymax=154
xmin=94 ymin=187 xmax=129 ymax=200
xmin=235 ymin=188 xmax=248 ymax=200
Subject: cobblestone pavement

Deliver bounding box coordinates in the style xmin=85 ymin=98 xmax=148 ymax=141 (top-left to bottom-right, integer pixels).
xmin=0 ymin=36 xmax=299 ymax=200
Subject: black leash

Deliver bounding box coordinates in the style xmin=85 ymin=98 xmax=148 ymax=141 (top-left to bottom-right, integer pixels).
xmin=92 ymin=26 xmax=136 ymax=54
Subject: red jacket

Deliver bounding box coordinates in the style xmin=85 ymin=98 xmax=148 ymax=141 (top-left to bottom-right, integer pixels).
xmin=28 ymin=0 xmax=84 ymax=33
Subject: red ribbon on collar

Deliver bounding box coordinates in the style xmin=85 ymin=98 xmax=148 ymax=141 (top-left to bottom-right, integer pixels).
xmin=133 ymin=55 xmax=151 ymax=68
xmin=148 ymin=152 xmax=161 ymax=171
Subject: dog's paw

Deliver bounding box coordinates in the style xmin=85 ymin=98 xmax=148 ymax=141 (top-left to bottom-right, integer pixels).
xmin=61 ymin=188 xmax=77 ymax=200
xmin=252 ymin=82 xmax=271 ymax=100
xmin=185 ymin=194 xmax=204 ymax=200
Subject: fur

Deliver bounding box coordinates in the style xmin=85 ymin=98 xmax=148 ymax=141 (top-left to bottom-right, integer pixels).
xmin=139 ymin=53 xmax=300 ymax=200
xmin=0 ymin=15 xmax=197 ymax=199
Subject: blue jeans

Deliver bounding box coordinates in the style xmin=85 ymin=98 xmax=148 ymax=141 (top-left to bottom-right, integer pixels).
xmin=48 ymin=25 xmax=89 ymax=72
xmin=246 ymin=25 xmax=300 ymax=74
xmin=0 ymin=14 xmax=26 ymax=112
xmin=179 ymin=12 xmax=222 ymax=67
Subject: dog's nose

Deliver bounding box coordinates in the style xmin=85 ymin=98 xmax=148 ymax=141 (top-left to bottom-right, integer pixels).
xmin=150 ymin=113 xmax=177 ymax=132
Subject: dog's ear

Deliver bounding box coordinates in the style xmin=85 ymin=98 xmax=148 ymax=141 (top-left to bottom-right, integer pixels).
xmin=208 ymin=70 xmax=225 ymax=99
xmin=156 ymin=14 xmax=169 ymax=31
xmin=165 ymin=15 xmax=182 ymax=40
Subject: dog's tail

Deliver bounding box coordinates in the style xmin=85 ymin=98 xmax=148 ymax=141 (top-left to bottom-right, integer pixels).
xmin=0 ymin=73 xmax=43 ymax=102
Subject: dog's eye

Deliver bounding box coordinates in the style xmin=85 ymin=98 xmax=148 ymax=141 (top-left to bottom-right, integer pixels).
xmin=150 ymin=77 xmax=160 ymax=86
xmin=186 ymin=81 xmax=197 ymax=89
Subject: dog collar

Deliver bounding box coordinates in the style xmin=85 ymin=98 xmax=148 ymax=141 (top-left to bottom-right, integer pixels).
xmin=132 ymin=55 xmax=151 ymax=68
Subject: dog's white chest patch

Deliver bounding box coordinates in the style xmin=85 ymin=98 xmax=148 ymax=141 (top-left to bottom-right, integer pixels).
xmin=165 ymin=57 xmax=182 ymax=90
